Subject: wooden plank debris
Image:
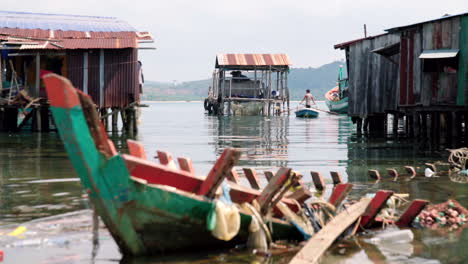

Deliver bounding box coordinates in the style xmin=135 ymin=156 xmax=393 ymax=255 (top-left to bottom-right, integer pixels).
xmin=243 ymin=168 xmax=261 ymax=190
xmin=127 ymin=139 xmax=147 ymax=159
xmin=197 ymin=148 xmax=241 ymax=198
xmin=310 ymin=171 xmax=326 ymax=191
xmin=227 ymin=168 xmax=240 ymax=183
xmin=387 ymin=169 xmax=399 ymax=181
xmin=395 ymin=199 xmax=429 ymax=227
xmin=404 ymin=166 xmax=417 ymax=178
xmin=264 ymin=170 xmax=274 ymax=181
xmin=328 ymin=183 xmax=353 ymax=207
xmin=368 ymin=169 xmax=381 ymax=180
xmin=287 ymin=183 xmax=313 ymax=204
xmin=360 ymin=190 xmax=393 ymax=229
xmin=257 ymin=168 xmax=292 ymax=215
xmin=330 ymin=171 xmax=343 ymax=185
xmin=177 ymin=157 xmax=195 ymax=174
xmin=289 ymin=198 xmax=372 ymax=264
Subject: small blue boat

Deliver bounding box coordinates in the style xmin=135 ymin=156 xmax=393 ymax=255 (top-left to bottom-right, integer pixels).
xmin=295 ymin=108 xmax=319 ymax=118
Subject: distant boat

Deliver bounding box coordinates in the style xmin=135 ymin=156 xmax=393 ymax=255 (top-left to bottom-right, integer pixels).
xmin=295 ymin=108 xmax=319 ymax=118
xmin=325 ymin=66 xmax=348 ymax=114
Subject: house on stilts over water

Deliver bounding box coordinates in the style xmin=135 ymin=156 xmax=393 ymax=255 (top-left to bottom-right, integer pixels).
xmin=204 ymin=54 xmax=291 ymax=116
xmin=334 ymin=13 xmax=468 ymax=143
xmin=0 ymin=10 xmax=154 ymax=133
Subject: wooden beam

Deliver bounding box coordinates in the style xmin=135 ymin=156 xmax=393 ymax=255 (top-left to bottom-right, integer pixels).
xmin=177 ymin=157 xmax=195 ymax=174
xmin=289 ymin=198 xmax=372 ymax=264
xmin=368 ymin=169 xmax=381 ymax=180
xmin=35 ymin=53 xmax=40 ymax=97
xmin=257 ymin=167 xmax=292 ymax=215
xmin=83 ymin=52 xmax=88 ymax=94
xmin=243 ymin=168 xmax=261 ymax=190
xmin=99 ymin=49 xmax=104 ymax=106
xmin=310 ymin=171 xmax=326 ymax=191
xmin=328 ymin=183 xmax=353 ymax=207
xmin=395 ymin=199 xmax=429 ymax=227
xmin=197 ymin=148 xmax=241 ymax=198
xmin=330 ymin=171 xmax=343 ymax=185
xmin=127 ymin=140 xmax=147 ymax=160
xmin=360 ymin=190 xmax=393 ymax=229
xmin=287 ymin=183 xmax=313 ymax=204
xmin=264 ymin=170 xmax=274 ymax=181
xmin=227 ymin=168 xmax=240 ymax=183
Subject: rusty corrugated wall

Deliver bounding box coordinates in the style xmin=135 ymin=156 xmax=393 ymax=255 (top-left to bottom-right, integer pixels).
xmin=66 ymin=48 xmax=139 ymax=107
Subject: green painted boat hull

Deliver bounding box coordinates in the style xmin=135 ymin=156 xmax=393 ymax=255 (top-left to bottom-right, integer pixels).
xmin=325 ymin=97 xmax=348 ymax=114
xmin=44 ymin=74 xmax=301 ymax=256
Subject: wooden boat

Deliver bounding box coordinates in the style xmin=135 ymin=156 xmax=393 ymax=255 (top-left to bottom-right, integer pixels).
xmin=42 ymin=73 xmax=306 ymax=256
xmin=325 ymin=66 xmax=348 ymax=114
xmin=295 ymin=108 xmax=319 ymax=118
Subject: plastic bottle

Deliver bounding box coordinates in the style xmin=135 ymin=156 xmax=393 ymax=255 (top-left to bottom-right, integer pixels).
xmin=368 ymin=229 xmax=414 ymax=244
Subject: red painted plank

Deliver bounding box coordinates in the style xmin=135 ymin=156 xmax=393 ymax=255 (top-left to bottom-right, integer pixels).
xmin=42 ymin=73 xmax=81 ymax=109
xmin=243 ymin=168 xmax=261 ymax=190
xmin=264 ymin=171 xmax=274 ymax=181
xmin=227 ymin=168 xmax=240 ymax=183
xmin=257 ymin=168 xmax=292 ymax=215
xmin=310 ymin=171 xmax=325 ymax=191
xmin=287 ymin=182 xmax=312 ymax=204
xmin=360 ymin=190 xmax=394 ymax=228
xmin=328 ymin=183 xmax=353 ymax=207
xmin=330 ymin=171 xmax=343 ymax=185
xmin=177 ymin=157 xmax=195 ymax=174
xmin=156 ymin=151 xmax=173 ymax=166
xmin=396 ymin=199 xmax=429 ymax=227
xmin=127 ymin=139 xmax=147 ymax=160
xmin=197 ymin=149 xmax=241 ymax=197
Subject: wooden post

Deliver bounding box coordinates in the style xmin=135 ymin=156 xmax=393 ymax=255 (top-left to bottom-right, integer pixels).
xmin=83 ymin=52 xmax=88 ymax=94
xmin=100 ymin=108 xmax=108 ymax=131
xmin=392 ymin=113 xmax=399 ymax=136
xmin=285 ymin=69 xmax=289 ymax=110
xmin=421 ymin=112 xmax=427 ymax=138
xmin=330 ymin=171 xmax=343 ymax=185
xmin=35 ymin=53 xmax=40 ymax=97
xmin=267 ymin=67 xmax=272 ymax=116
xmin=120 ymin=107 xmax=128 ymax=132
xmin=40 ymin=105 xmax=49 ymax=132
xmin=328 ymin=183 xmax=353 ymax=207
xmin=99 ymin=49 xmax=104 ymax=107
xmin=32 ymin=108 xmax=41 ymax=132
xmin=111 ymin=107 xmax=118 ymax=132
xmin=177 ymin=157 xmax=195 ymax=174
xmin=310 ymin=171 xmax=325 ymax=191
xmin=408 ymin=114 xmax=414 ymax=138
xmin=356 ymin=117 xmax=363 ymax=134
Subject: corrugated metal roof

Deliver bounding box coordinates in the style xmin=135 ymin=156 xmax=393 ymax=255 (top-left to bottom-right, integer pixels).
xmin=216 ymin=54 xmax=291 ymax=67
xmin=334 ymin=33 xmax=388 ymax=49
xmin=419 ymin=49 xmax=459 ymax=59
xmin=386 ymin=12 xmax=468 ymax=33
xmin=11 ymin=38 xmax=137 ymax=50
xmin=0 ymin=10 xmax=136 ymax=32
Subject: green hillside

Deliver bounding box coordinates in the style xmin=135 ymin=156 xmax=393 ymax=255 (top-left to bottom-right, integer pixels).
xmin=141 ymin=60 xmax=346 ymax=101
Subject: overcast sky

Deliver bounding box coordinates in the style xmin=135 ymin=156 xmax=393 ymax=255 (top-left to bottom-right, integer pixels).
xmin=3 ymin=1 xmax=468 ymax=82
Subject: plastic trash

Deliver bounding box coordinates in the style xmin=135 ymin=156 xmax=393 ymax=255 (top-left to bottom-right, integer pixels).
xmin=210 ymin=201 xmax=240 ymax=241
xmin=368 ymin=229 xmax=414 ymax=244
xmin=425 ymin=168 xmax=434 ymax=177
xmin=7 ymin=226 xmax=27 ymax=237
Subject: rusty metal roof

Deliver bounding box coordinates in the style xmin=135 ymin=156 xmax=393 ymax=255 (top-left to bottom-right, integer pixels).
xmin=334 ymin=33 xmax=388 ymax=49
xmin=216 ymin=54 xmax=291 ymax=67
xmin=386 ymin=12 xmax=468 ymax=33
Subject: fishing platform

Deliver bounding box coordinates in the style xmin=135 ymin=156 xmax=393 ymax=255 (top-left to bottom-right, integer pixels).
xmin=205 ymin=54 xmax=291 ymax=116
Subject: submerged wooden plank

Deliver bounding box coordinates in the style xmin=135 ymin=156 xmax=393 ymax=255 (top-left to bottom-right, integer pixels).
xmin=328 ymin=183 xmax=353 ymax=207
xmin=177 ymin=157 xmax=195 ymax=174
xmin=289 ymin=198 xmax=372 ymax=264
xmin=243 ymin=168 xmax=261 ymax=190
xmin=310 ymin=171 xmax=325 ymax=191
xmin=197 ymin=148 xmax=241 ymax=198
xmin=127 ymin=139 xmax=147 ymax=159
xmin=396 ymin=199 xmax=429 ymax=227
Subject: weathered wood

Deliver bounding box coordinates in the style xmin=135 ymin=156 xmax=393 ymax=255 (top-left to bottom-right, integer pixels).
xmin=107 ymin=139 xmax=118 ymax=156
xmin=289 ymin=198 xmax=372 ymax=264
xmin=111 ymin=107 xmax=118 ymax=132
xmin=368 ymin=169 xmax=381 ymax=180
xmin=310 ymin=171 xmax=325 ymax=191
xmin=197 ymin=148 xmax=241 ymax=198
xmin=264 ymin=170 xmax=274 ymax=181
xmin=257 ymin=167 xmax=291 ymax=215
xmin=330 ymin=171 xmax=343 ymax=185
xmin=177 ymin=157 xmax=195 ymax=174
xmin=404 ymin=166 xmax=416 ymax=178
xmin=387 ymin=169 xmax=399 ymax=181
xmin=396 ymin=199 xmax=429 ymax=227
xmin=243 ymin=168 xmax=261 ymax=190
xmin=227 ymin=168 xmax=240 ymax=183
xmin=328 ymin=183 xmax=353 ymax=207
xmin=127 ymin=139 xmax=147 ymax=159
xmin=287 ymin=185 xmax=313 ymax=204
xmin=359 ymin=190 xmax=394 ymax=228
xmin=156 ymin=151 xmax=175 ymax=167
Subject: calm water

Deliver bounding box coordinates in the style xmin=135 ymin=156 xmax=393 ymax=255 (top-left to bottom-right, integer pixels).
xmin=0 ymin=101 xmax=467 ymax=263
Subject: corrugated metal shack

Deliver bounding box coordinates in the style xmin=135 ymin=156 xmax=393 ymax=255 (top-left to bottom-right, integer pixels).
xmin=335 ymin=13 xmax=468 ymax=143
xmin=206 ymin=54 xmax=291 ymax=116
xmin=0 ymin=11 xmax=153 ymax=133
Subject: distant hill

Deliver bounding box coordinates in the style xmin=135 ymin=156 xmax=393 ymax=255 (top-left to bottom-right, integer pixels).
xmin=141 ymin=60 xmax=346 ymax=101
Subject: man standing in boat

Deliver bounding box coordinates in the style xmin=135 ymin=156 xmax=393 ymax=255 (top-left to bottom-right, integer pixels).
xmin=300 ymin=89 xmax=316 ymax=108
